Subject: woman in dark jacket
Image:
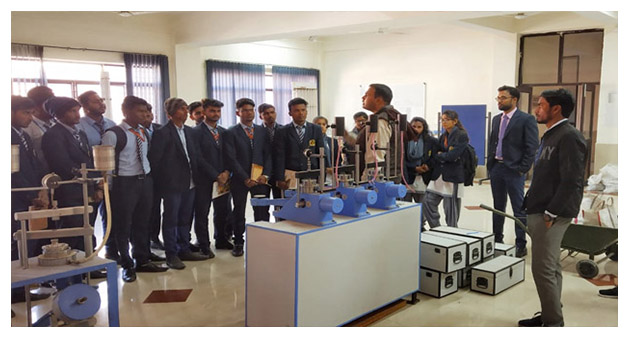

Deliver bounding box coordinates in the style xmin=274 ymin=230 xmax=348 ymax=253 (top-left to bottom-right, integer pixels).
xmin=403 ymin=117 xmax=439 ymax=203
xmin=423 ymin=110 xmax=469 ymax=228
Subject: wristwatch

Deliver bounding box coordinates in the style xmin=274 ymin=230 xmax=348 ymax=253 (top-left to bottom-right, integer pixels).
xmin=543 ymin=214 xmax=555 ymax=222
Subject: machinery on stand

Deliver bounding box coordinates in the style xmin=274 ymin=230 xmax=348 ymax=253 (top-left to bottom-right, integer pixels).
xmin=11 ymin=145 xmax=118 ymax=327
xmin=251 ymin=114 xmax=409 ymax=227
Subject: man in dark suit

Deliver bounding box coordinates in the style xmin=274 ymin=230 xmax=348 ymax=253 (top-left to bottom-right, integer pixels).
xmin=224 ymin=98 xmax=272 ymax=257
xmin=192 ymin=99 xmax=234 ymax=255
xmin=487 ymin=85 xmax=539 ymax=258
xmin=142 ymin=105 xmax=165 ymax=251
xmin=41 ymin=97 xmax=102 ymax=252
xmin=258 ymin=103 xmax=283 ymax=214
xmin=273 ymin=97 xmax=325 ymax=191
xmin=148 ymin=98 xmax=209 ymax=270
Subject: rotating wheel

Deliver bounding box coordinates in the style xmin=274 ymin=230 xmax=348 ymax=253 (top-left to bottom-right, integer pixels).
xmin=605 ymin=243 xmax=618 ymax=262
xmin=576 ymin=259 xmax=599 ymax=279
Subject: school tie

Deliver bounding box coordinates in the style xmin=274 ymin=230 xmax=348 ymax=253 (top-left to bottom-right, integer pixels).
xmin=496 ymin=114 xmax=509 ymax=159
xmin=73 ymin=130 xmax=89 ymax=154
xmin=210 ymin=128 xmax=220 ymax=147
xmin=296 ymin=125 xmax=305 ymax=144
xmin=95 ymin=119 xmax=106 ymax=136
xmin=267 ymin=126 xmax=275 ymax=143
xmin=129 ymin=128 xmax=146 ymax=174
xmin=245 ymin=126 xmax=254 ymax=149
xmin=18 ymin=132 xmax=30 ymax=154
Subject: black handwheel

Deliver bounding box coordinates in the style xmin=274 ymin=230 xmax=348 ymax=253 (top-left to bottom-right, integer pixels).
xmin=577 ymin=259 xmax=599 ymax=279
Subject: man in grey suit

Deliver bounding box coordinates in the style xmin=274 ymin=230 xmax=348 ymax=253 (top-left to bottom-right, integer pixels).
xmin=487 ymin=85 xmax=538 ymax=258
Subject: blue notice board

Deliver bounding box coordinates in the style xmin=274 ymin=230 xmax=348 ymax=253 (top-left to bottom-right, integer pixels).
xmin=441 ymin=105 xmax=486 ymax=165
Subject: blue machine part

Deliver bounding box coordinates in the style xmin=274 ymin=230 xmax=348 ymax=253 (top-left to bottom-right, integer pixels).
xmin=362 ymin=181 xmax=406 ymax=210
xmin=273 ymin=192 xmax=343 ymax=226
xmin=52 ymin=283 xmax=101 ymax=323
xmin=334 ymin=182 xmax=378 ymax=217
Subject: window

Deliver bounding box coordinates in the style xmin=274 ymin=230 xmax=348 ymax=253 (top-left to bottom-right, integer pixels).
xmin=11 ymin=59 xmax=127 ymax=123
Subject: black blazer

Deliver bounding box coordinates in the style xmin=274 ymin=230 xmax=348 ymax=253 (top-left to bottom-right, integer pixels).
xmin=148 ymin=121 xmax=199 ymax=195
xmin=405 ymin=135 xmax=439 ymax=186
xmin=273 ymin=122 xmax=325 ymax=181
xmin=193 ymin=123 xmax=227 ymax=187
xmin=525 ymin=121 xmax=586 ymax=218
xmin=487 ymin=109 xmax=539 ymax=174
xmin=430 ymin=126 xmax=469 ymax=184
xmin=223 ymin=124 xmax=272 ymax=187
xmin=41 ymin=123 xmax=95 ymax=206
xmin=12 ymin=128 xmax=43 ymax=211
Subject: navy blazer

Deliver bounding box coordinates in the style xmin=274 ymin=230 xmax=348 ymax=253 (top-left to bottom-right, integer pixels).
xmin=430 ymin=127 xmax=469 ymax=183
xmin=487 ymin=109 xmax=538 ymax=174
xmin=223 ymin=124 xmax=272 ymax=187
xmin=404 ymin=135 xmax=439 ymax=186
xmin=273 ymin=122 xmax=325 ymax=181
xmin=12 ymin=128 xmax=43 ymax=211
xmin=41 ymin=123 xmax=95 ymax=206
xmin=193 ymin=123 xmax=228 ymax=187
xmin=148 ymin=121 xmax=199 ymax=195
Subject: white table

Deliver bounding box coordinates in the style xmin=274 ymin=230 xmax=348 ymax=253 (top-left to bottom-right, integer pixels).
xmin=245 ymin=201 xmax=421 ymax=326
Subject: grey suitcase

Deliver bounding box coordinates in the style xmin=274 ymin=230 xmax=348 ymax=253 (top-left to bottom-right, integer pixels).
xmin=432 ymin=226 xmax=495 ymax=259
xmin=494 ymin=243 xmax=516 ymax=257
xmin=471 ymin=255 xmax=525 ymax=295
xmin=425 ymin=230 xmax=482 ymax=266
xmin=420 ymin=233 xmax=467 ymax=273
xmin=420 ymin=267 xmax=458 ymax=298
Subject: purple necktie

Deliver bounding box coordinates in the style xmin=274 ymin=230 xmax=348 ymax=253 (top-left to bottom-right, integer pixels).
xmin=496 ymin=114 xmax=509 ymax=159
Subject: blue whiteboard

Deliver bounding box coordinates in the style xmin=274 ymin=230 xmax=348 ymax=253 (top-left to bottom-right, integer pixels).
xmin=441 ymin=105 xmax=486 ymax=165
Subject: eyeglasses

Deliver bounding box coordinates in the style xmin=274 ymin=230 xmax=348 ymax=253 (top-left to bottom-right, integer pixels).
xmin=495 ymin=96 xmax=513 ymax=102
xmin=441 ymin=118 xmax=453 ymax=122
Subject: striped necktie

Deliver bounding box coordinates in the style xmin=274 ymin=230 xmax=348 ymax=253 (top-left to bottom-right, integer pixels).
xmin=129 ymin=128 xmax=146 ymax=174
xmin=296 ymin=125 xmax=305 ymax=144
xmin=245 ymin=126 xmax=254 ymax=149
xmin=210 ymin=128 xmax=220 ymax=147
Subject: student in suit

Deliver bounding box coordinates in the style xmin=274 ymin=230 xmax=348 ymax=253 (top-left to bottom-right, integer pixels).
xmin=11 ymin=96 xmax=48 ymax=259
xmin=41 ymin=97 xmax=102 ymax=252
xmin=258 ymin=103 xmax=283 ymax=211
xmin=192 ymin=99 xmax=234 ymax=255
xmin=274 ymin=98 xmax=325 ymax=191
xmin=23 ymin=86 xmax=55 ymax=173
xmin=77 ymin=90 xmax=118 ymax=261
xmin=101 ymin=96 xmax=168 ymax=282
xmin=487 ymin=85 xmax=539 ymax=258
xmin=423 ymin=110 xmax=469 ymax=228
xmin=312 ymin=115 xmax=341 ymax=169
xmin=188 ymin=101 xmax=204 ymax=126
xmin=223 ymin=98 xmax=272 ymax=257
xmin=142 ymin=106 xmax=165 ymax=251
xmin=149 ymin=98 xmax=209 ymax=270
xmin=403 ymin=117 xmax=439 ymax=205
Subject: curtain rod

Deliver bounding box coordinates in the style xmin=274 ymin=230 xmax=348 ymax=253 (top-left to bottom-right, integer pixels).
xmin=12 ymin=42 xmax=165 ymax=57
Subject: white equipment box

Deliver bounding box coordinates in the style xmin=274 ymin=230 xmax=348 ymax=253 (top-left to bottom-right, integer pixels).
xmin=424 ymin=230 xmax=482 ymax=266
xmin=457 ymin=267 xmax=472 ymax=288
xmin=420 ymin=233 xmax=466 ymax=273
xmin=432 ymin=226 xmax=495 ymax=259
xmin=494 ymin=243 xmax=516 ymax=257
xmin=420 ymin=267 xmax=457 ymax=298
xmin=471 ymin=255 xmax=525 ymax=295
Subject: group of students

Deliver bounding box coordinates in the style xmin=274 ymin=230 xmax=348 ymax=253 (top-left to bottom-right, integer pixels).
xmin=10 ymin=86 xmax=336 ymax=283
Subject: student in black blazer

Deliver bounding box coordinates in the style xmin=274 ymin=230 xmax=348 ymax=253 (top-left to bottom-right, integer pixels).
xmin=11 ymin=96 xmax=48 ymax=259
xmin=192 ymin=99 xmax=234 ymax=255
xmin=142 ymin=105 xmax=166 ymax=251
xmin=273 ymin=98 xmax=325 ymax=191
xmin=148 ymin=98 xmax=209 ymax=270
xmin=423 ymin=110 xmax=469 ymax=228
xmin=223 ymin=98 xmax=272 ymax=257
xmin=403 ymin=117 xmax=439 ymax=204
xmin=259 ymin=103 xmax=283 ymax=202
xmin=41 ymin=97 xmax=101 ymax=252
xmin=487 ymin=86 xmax=539 ymax=257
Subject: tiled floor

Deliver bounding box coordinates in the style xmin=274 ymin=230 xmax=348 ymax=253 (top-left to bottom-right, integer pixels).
xmin=10 ymin=183 xmax=619 ymax=327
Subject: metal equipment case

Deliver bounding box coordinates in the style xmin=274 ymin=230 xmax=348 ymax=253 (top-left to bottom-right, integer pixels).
xmin=432 ymin=226 xmax=495 ymax=259
xmin=420 ymin=267 xmax=457 ymax=298
xmin=457 ymin=267 xmax=472 ymax=288
xmin=494 ymin=243 xmax=516 ymax=257
xmin=471 ymin=255 xmax=525 ymax=295
xmin=420 ymin=233 xmax=466 ymax=273
xmin=425 ymin=230 xmax=482 ymax=266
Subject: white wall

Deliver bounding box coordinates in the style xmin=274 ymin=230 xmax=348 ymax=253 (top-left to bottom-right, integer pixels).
xmin=594 ymin=27 xmax=618 ymax=170
xmin=321 ymin=23 xmax=518 ymax=128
